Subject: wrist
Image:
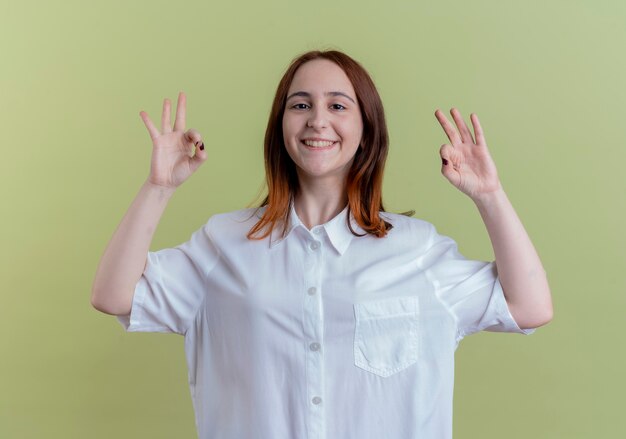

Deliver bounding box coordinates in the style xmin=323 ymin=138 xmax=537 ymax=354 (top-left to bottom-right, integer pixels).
xmin=472 ymin=187 xmax=508 ymax=212
xmin=143 ymin=180 xmax=177 ymax=198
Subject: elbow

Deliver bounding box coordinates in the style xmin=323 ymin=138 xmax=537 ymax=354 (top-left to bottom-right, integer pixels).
xmin=90 ymin=289 xmax=131 ymax=316
xmin=541 ymin=306 xmax=554 ymax=327
xmin=90 ymin=279 xmax=108 ymax=313
xmin=536 ymin=289 xmax=555 ymax=327
xmin=508 ymin=297 xmax=554 ymax=330
xmin=519 ymin=309 xmax=553 ymax=330
xmin=90 ymin=290 xmax=108 ymax=314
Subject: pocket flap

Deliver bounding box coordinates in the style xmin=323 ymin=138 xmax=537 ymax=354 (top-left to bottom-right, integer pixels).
xmin=354 ymin=296 xmax=419 ymax=320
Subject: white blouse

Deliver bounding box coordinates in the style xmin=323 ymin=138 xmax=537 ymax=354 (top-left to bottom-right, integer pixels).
xmin=117 ymin=203 xmax=536 ymax=439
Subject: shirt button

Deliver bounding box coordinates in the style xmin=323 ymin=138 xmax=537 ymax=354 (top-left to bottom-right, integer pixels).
xmin=312 ymin=396 xmax=322 ymax=405
xmin=313 ymin=228 xmax=322 ymax=235
xmin=309 ymin=342 xmax=321 ymax=351
xmin=309 ymin=241 xmax=320 ymax=251
xmin=307 ymin=287 xmax=317 ymax=295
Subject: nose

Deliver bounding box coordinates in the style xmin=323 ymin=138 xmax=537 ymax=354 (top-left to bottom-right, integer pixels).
xmin=307 ymin=107 xmax=328 ymax=129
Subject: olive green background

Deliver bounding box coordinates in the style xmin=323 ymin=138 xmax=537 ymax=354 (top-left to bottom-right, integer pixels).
xmin=1 ymin=0 xmax=624 ymax=437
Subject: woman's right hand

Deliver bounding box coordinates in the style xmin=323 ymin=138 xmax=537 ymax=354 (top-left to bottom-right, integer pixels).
xmin=139 ymin=91 xmax=208 ymax=189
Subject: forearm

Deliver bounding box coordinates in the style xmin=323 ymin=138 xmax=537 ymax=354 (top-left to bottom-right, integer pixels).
xmin=474 ymin=188 xmax=553 ymax=328
xmin=90 ymin=180 xmax=176 ymax=315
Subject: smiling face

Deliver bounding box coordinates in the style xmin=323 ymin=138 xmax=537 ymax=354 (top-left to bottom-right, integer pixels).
xmin=282 ymin=59 xmax=363 ymax=186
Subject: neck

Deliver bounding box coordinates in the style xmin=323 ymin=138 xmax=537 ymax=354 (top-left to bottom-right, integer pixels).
xmin=293 ymin=175 xmax=348 ymax=230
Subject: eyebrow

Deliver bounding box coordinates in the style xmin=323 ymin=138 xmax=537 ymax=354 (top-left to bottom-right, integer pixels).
xmin=286 ymin=91 xmax=356 ymax=104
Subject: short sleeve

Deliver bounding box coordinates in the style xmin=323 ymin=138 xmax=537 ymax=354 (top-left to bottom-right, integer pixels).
xmin=420 ymin=223 xmax=536 ymax=344
xmin=116 ymin=216 xmax=220 ymax=335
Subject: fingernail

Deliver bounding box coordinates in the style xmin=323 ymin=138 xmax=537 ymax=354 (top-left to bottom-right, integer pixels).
xmin=199 ymin=143 xmax=204 ymax=151
xmin=442 ymin=158 xmax=448 ymax=165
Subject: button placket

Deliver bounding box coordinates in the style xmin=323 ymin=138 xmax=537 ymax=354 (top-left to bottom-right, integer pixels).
xmin=302 ymin=237 xmax=325 ymax=438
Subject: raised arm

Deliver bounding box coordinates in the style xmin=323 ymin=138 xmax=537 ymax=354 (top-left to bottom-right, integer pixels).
xmin=91 ymin=92 xmax=207 ymax=316
xmin=434 ymin=108 xmax=553 ymax=329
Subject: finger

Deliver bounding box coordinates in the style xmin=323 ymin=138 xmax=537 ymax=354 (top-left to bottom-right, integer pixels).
xmin=434 ymin=109 xmax=462 ymax=145
xmin=450 ymin=108 xmax=475 ymax=144
xmin=161 ymin=98 xmax=172 ymax=133
xmin=139 ymin=111 xmax=160 ymax=142
xmin=183 ymin=128 xmax=203 ymax=148
xmin=439 ymin=144 xmax=454 ymax=168
xmin=470 ymin=113 xmax=485 ymax=145
xmin=439 ymin=144 xmax=459 ymax=184
xmin=174 ymin=91 xmax=186 ymax=132
xmin=188 ymin=141 xmax=208 ymax=174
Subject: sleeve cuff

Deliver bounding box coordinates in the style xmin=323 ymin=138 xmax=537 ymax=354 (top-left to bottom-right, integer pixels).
xmin=493 ymin=279 xmax=537 ymax=335
xmin=116 ymin=276 xmax=149 ymax=332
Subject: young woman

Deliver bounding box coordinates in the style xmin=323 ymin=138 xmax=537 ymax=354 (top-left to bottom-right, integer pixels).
xmin=91 ymin=50 xmax=552 ymax=439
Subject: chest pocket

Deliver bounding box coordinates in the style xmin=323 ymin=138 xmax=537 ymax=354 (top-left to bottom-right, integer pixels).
xmin=353 ymin=296 xmax=419 ymax=378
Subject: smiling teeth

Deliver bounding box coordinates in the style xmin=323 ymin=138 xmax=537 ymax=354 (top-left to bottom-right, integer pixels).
xmin=303 ymin=140 xmax=335 ymax=147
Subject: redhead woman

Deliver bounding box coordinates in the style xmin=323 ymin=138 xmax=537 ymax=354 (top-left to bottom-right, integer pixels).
xmin=91 ymin=50 xmax=552 ymax=439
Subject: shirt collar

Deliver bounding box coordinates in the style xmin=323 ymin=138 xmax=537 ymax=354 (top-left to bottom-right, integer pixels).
xmin=268 ymin=203 xmax=366 ymax=256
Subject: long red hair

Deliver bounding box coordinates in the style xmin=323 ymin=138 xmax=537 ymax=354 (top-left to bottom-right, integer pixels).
xmin=246 ymin=49 xmax=413 ymax=241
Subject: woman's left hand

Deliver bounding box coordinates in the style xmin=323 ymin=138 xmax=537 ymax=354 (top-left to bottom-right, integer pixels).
xmin=434 ymin=108 xmax=502 ymax=202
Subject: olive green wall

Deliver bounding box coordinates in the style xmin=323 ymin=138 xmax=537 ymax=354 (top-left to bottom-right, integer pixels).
xmin=1 ymin=0 xmax=623 ymax=437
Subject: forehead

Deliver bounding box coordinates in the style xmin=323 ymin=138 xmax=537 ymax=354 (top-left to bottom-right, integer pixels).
xmin=288 ymin=59 xmax=355 ymax=95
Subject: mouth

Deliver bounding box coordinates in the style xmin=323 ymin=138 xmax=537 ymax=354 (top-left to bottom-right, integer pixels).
xmin=300 ymin=139 xmax=338 ymax=150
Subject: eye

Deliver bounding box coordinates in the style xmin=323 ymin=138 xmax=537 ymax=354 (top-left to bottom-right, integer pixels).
xmin=331 ymin=104 xmax=346 ymax=110
xmin=291 ymin=103 xmax=310 ymax=110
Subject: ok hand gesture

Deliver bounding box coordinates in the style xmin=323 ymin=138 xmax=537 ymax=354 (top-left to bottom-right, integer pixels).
xmin=140 ymin=92 xmax=208 ymax=189
xmin=434 ymin=108 xmax=502 ymax=202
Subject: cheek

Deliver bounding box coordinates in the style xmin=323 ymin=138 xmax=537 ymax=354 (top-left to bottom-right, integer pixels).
xmin=347 ymin=119 xmax=364 ymax=143
xmin=282 ymin=114 xmax=300 ymax=140
xmin=282 ymin=117 xmax=299 ymax=158
xmin=281 ymin=116 xmax=288 ymax=137
xmin=348 ymin=113 xmax=363 ymax=133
